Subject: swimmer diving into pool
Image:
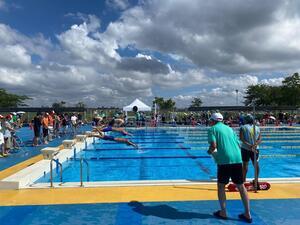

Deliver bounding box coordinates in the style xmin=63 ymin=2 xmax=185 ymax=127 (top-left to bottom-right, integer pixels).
xmin=95 ymin=119 xmax=132 ymax=136
xmin=89 ymin=127 xmax=138 ymax=149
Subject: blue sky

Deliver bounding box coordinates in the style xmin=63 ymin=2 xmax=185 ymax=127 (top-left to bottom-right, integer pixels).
xmin=0 ymin=0 xmax=118 ymax=36
xmin=0 ymin=0 xmax=299 ymax=107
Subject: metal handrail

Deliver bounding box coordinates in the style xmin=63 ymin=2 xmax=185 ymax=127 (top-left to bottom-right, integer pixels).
xmin=80 ymin=158 xmax=90 ymax=187
xmin=50 ymin=158 xmax=63 ymax=188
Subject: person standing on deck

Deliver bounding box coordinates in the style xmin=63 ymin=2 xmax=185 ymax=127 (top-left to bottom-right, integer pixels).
xmin=239 ymin=114 xmax=262 ymax=185
xmin=32 ymin=113 xmax=42 ymax=146
xmin=41 ymin=113 xmax=49 ymax=144
xmin=207 ymin=112 xmax=252 ymax=223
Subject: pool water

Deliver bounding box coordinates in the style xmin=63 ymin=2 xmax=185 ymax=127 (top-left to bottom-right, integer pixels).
xmin=36 ymin=127 xmax=300 ymax=183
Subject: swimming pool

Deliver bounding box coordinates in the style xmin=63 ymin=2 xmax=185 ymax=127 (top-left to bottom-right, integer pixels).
xmin=36 ymin=127 xmax=300 ymax=184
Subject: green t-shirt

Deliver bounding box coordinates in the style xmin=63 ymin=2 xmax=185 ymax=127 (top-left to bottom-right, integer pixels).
xmin=208 ymin=122 xmax=242 ymax=165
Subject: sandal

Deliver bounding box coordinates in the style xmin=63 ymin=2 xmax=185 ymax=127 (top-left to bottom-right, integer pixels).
xmin=213 ymin=210 xmax=227 ymax=220
xmin=239 ymin=213 xmax=252 ymax=223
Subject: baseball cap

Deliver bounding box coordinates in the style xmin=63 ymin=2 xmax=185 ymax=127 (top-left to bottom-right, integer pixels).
xmin=210 ymin=112 xmax=223 ymax=121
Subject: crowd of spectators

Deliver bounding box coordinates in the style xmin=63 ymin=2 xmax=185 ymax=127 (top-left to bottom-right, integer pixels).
xmin=0 ymin=111 xmax=83 ymax=157
xmin=148 ymin=111 xmax=299 ymax=127
xmin=1 ymin=109 xmax=299 ymax=158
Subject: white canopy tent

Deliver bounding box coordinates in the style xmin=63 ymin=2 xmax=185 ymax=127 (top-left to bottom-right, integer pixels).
xmin=123 ymin=98 xmax=151 ymax=112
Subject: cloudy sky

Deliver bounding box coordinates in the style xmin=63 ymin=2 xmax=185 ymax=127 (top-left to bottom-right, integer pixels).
xmin=0 ymin=0 xmax=299 ymax=107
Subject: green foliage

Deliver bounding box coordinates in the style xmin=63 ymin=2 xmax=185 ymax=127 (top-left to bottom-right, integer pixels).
xmin=52 ymin=101 xmax=66 ymax=110
xmin=0 ymin=89 xmax=30 ymax=107
xmin=244 ymin=72 xmax=300 ymax=106
xmin=281 ymin=73 xmax=300 ymax=106
xmin=153 ymin=97 xmax=176 ymax=111
xmin=189 ymin=97 xmax=203 ymax=108
xmin=76 ymin=101 xmax=85 ymax=108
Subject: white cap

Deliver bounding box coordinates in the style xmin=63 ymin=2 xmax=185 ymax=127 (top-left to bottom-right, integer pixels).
xmin=210 ymin=112 xmax=223 ymax=121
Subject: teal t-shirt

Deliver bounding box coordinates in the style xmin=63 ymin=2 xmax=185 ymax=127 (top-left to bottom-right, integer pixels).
xmin=208 ymin=122 xmax=242 ymax=165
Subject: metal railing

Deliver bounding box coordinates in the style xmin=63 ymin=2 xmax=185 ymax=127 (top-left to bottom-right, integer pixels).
xmin=50 ymin=158 xmax=63 ymax=188
xmin=80 ymin=158 xmax=90 ymax=187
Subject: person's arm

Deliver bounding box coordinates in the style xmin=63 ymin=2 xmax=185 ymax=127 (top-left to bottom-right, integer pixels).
xmin=252 ymin=132 xmax=262 ymax=150
xmin=88 ymin=131 xmax=104 ymax=138
xmin=239 ymin=127 xmax=252 ymax=149
xmin=207 ymin=141 xmax=216 ymax=154
xmin=5 ymin=123 xmax=15 ymax=132
xmin=92 ymin=125 xmax=105 ymax=132
xmin=207 ymin=128 xmax=217 ymax=154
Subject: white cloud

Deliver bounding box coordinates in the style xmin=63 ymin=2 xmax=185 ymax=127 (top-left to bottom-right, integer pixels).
xmin=1 ymin=1 xmax=299 ymax=107
xmin=106 ymin=0 xmax=130 ymax=10
xmin=261 ymin=77 xmax=284 ymax=86
xmin=136 ymin=53 xmax=152 ymax=60
xmin=105 ymin=0 xmax=300 ymax=74
xmin=0 ymin=45 xmax=31 ymax=67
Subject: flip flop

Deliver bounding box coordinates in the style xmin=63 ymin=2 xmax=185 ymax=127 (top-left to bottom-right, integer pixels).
xmin=213 ymin=210 xmax=227 ymax=220
xmin=239 ymin=213 xmax=252 ymax=223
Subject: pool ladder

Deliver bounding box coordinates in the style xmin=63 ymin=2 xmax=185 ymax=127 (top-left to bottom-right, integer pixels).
xmin=50 ymin=158 xmax=63 ymax=188
xmin=80 ymin=158 xmax=90 ymax=187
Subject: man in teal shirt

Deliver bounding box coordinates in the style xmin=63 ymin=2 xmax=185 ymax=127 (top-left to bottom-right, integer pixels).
xmin=207 ymin=112 xmax=252 ymax=223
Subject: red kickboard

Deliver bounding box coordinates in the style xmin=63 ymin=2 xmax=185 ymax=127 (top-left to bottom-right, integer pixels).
xmin=227 ymin=182 xmax=271 ymax=192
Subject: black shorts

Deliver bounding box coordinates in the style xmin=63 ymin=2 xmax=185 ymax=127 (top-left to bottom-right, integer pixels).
xmin=34 ymin=127 xmax=41 ymax=137
xmin=217 ymin=163 xmax=243 ymax=184
xmin=42 ymin=128 xmax=48 ymax=137
xmin=241 ymin=148 xmax=259 ymax=162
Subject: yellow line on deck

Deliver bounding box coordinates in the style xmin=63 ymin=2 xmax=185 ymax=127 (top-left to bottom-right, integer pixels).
xmin=0 ymin=145 xmax=64 ymax=180
xmin=0 ymin=155 xmax=43 ymax=180
xmin=0 ymin=183 xmax=299 ymax=206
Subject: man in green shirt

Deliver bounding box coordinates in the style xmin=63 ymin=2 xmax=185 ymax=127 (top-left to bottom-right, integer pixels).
xmin=207 ymin=112 xmax=252 ymax=223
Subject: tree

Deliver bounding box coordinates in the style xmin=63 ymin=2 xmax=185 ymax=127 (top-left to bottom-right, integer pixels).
xmin=153 ymin=97 xmax=176 ymax=111
xmin=52 ymin=101 xmax=66 ymax=111
xmin=0 ymin=89 xmax=30 ymax=107
xmin=244 ymin=72 xmax=300 ymax=106
xmin=76 ymin=101 xmax=85 ymax=108
xmin=244 ymin=84 xmax=270 ymax=106
xmin=281 ymin=73 xmax=300 ymax=106
xmin=189 ymin=97 xmax=203 ymax=108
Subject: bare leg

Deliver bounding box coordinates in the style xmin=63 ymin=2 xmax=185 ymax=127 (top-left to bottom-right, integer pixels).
xmin=1 ymin=144 xmax=5 ymax=156
xmin=242 ymin=162 xmax=249 ymax=182
xmin=251 ymin=160 xmax=259 ymax=177
xmin=252 ymin=160 xmax=259 ymax=188
xmin=236 ymin=184 xmax=251 ymax=219
xmin=33 ymin=137 xmax=37 ymax=146
xmin=114 ymin=138 xmax=138 ymax=148
xmin=217 ymin=183 xmax=227 ymax=217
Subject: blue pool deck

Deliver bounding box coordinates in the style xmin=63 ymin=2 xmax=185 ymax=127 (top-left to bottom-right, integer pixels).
xmin=0 ymin=199 xmax=299 ymax=225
